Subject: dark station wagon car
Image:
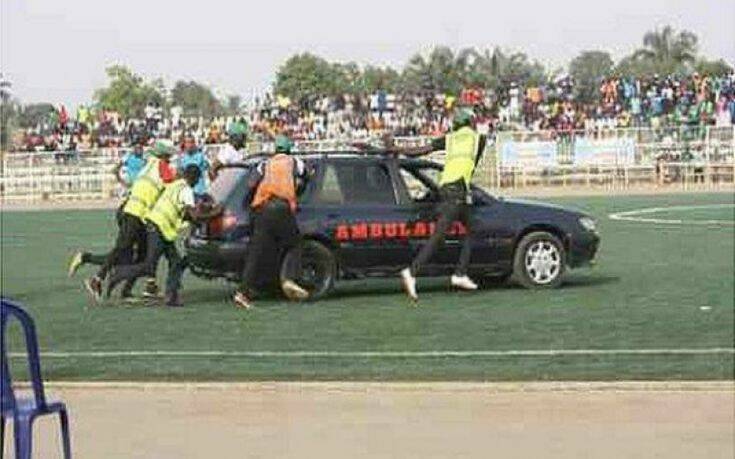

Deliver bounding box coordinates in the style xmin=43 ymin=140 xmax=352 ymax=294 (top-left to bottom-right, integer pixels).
xmin=185 ymin=152 xmax=600 ymax=299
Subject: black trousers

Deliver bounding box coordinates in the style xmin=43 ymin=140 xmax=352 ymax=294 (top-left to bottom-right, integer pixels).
xmin=108 ymin=224 xmax=186 ymax=295
xmin=238 ymin=199 xmax=301 ymax=295
xmin=96 ymin=212 xmax=147 ymax=280
xmin=410 ymin=181 xmax=473 ymax=277
xmin=84 ymin=206 xmax=146 ymax=267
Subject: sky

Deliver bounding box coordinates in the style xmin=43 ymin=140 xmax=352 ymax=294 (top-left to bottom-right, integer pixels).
xmin=2 ymin=0 xmax=734 ymax=108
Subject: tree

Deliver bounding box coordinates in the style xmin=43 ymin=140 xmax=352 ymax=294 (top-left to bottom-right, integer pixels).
xmin=170 ymin=80 xmax=222 ymax=117
xmin=466 ymin=48 xmax=547 ymax=90
xmin=359 ymin=66 xmax=401 ymax=94
xmin=1 ymin=73 xmax=15 ymax=150
xmin=569 ymin=51 xmax=614 ymax=102
xmin=626 ymin=26 xmax=699 ymax=75
xmin=694 ymin=58 xmax=733 ymax=76
xmin=94 ymin=65 xmax=163 ymax=118
xmin=401 ymin=46 xmax=475 ymax=94
xmin=614 ymin=54 xmax=655 ymax=78
xmin=275 ymin=53 xmax=345 ymax=104
xmin=18 ymin=103 xmax=57 ymax=128
xmin=0 ymin=101 xmax=18 ymax=151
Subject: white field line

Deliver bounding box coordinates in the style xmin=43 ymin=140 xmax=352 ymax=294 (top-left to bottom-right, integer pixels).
xmin=609 ymin=204 xmax=735 ymax=225
xmin=33 ymin=380 xmax=735 ymax=393
xmin=8 ymin=348 xmax=735 ymax=359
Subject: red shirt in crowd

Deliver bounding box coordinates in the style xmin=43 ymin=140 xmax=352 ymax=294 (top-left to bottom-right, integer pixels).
xmin=159 ymin=159 xmax=176 ymax=183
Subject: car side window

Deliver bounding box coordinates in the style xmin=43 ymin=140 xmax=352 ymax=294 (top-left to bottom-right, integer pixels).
xmin=314 ymin=164 xmax=345 ymax=205
xmin=400 ymin=167 xmax=441 ymax=203
xmin=335 ymin=162 xmax=396 ymax=205
xmin=400 ymin=169 xmax=431 ymax=202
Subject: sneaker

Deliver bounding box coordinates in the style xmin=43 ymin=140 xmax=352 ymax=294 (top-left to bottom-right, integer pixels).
xmin=233 ymin=291 xmax=253 ymax=310
xmin=142 ymin=278 xmax=160 ymax=299
xmin=282 ymin=279 xmax=309 ymax=300
xmin=120 ymin=286 xmax=141 ymax=304
xmin=400 ymin=268 xmax=418 ymax=301
xmin=84 ymin=276 xmax=103 ymax=303
xmin=121 ymin=295 xmax=141 ymax=304
xmin=68 ymin=252 xmax=84 ymax=277
xmin=164 ymin=291 xmax=183 ymax=308
xmin=451 ymin=275 xmax=478 ymax=291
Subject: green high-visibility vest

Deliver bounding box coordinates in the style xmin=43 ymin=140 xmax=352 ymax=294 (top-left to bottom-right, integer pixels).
xmin=123 ymin=157 xmax=164 ymax=219
xmin=146 ymin=179 xmax=189 ymax=242
xmin=439 ymin=126 xmax=481 ymax=187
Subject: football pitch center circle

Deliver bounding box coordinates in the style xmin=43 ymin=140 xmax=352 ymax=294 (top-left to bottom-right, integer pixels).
xmin=608 ymin=204 xmax=735 ymax=226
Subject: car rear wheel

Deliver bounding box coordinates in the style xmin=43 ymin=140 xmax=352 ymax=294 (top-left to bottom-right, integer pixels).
xmin=512 ymin=231 xmax=566 ymax=289
xmin=280 ymin=240 xmax=337 ymax=300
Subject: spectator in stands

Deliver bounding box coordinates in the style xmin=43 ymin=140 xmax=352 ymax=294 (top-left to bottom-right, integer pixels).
xmin=176 ymin=133 xmax=211 ymax=202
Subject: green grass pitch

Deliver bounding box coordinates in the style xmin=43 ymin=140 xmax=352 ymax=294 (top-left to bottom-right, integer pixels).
xmin=1 ymin=192 xmax=733 ymax=381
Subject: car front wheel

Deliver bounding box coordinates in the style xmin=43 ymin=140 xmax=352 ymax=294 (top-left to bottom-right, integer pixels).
xmin=280 ymin=240 xmax=337 ymax=300
xmin=512 ymin=231 xmax=566 ymax=289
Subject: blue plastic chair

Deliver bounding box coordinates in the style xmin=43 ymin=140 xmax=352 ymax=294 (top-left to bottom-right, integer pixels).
xmin=1 ymin=299 xmax=72 ymax=459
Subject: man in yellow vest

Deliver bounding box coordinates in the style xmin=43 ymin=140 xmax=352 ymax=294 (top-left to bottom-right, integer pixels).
xmin=232 ymin=135 xmax=309 ymax=309
xmin=105 ymin=165 xmax=223 ymax=307
xmin=68 ymin=135 xmax=149 ymax=278
xmin=394 ymin=108 xmax=487 ymax=301
xmin=84 ymin=140 xmax=177 ymax=302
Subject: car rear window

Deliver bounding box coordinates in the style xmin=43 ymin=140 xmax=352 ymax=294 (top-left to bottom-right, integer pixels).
xmin=210 ymin=167 xmax=248 ymax=207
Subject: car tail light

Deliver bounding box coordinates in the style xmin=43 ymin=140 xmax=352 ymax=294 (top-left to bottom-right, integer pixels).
xmin=207 ymin=211 xmax=238 ymax=237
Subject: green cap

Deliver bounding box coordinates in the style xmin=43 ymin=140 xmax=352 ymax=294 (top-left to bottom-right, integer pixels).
xmin=150 ymin=140 xmax=176 ymax=157
xmin=274 ymin=135 xmax=293 ymax=153
xmin=228 ymin=121 xmax=248 ymax=136
xmin=452 ymin=108 xmax=473 ymax=129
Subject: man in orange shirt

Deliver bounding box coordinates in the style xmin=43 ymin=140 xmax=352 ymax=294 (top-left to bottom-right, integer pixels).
xmin=233 ymin=135 xmax=309 ymax=309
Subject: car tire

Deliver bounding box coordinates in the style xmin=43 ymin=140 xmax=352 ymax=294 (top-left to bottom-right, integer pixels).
xmin=512 ymin=231 xmax=566 ymax=289
xmin=280 ymin=240 xmax=337 ymax=300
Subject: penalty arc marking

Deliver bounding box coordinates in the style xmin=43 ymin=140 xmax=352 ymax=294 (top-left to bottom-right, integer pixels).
xmin=609 ymin=204 xmax=735 ymax=225
xmin=8 ymin=348 xmax=735 ymax=359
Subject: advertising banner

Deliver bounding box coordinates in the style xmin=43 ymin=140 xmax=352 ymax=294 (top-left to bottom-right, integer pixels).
xmin=573 ymin=137 xmax=635 ymax=165
xmin=499 ymin=140 xmax=558 ymax=167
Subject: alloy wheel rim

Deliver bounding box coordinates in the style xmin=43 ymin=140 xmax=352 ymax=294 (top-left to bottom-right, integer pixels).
xmin=524 ymin=241 xmax=561 ymax=284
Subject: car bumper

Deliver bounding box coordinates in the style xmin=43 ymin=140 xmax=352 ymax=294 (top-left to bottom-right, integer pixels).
xmin=185 ymin=236 xmax=249 ymax=280
xmin=567 ymin=231 xmax=600 ymax=268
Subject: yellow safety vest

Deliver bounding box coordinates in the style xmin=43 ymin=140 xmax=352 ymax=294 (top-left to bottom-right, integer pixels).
xmin=439 ymin=126 xmax=481 ymax=187
xmin=123 ymin=157 xmax=164 ymax=219
xmin=146 ymin=179 xmax=189 ymax=242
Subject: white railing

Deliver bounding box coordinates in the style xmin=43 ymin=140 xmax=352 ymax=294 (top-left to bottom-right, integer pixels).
xmin=2 ymin=127 xmax=733 ymax=203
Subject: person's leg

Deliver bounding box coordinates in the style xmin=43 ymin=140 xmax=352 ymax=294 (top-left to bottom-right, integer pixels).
xmin=409 ymin=199 xmax=460 ymax=276
xmin=401 ymin=184 xmax=465 ymax=300
xmin=234 ymin=206 xmax=280 ymax=308
xmin=454 ymin=203 xmax=473 ymax=276
xmin=162 ymin=242 xmax=186 ymax=306
xmin=132 ymin=223 xmax=158 ymax=297
xmin=106 ymin=226 xmax=162 ymax=298
xmin=272 ymin=202 xmax=301 ymax=272
xmin=85 ymin=215 xmax=139 ymax=299
xmin=82 ymin=252 xmax=110 ymax=265
xmin=272 ymin=203 xmax=308 ymax=300
xmin=96 ymin=214 xmax=139 ymax=280
xmin=118 ymin=227 xmax=143 ymax=298
xmin=69 ymin=250 xmax=105 ymax=277
xmin=238 ymin=209 xmax=271 ymax=296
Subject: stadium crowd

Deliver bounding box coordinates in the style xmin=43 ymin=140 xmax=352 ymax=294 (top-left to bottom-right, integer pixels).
xmin=12 ymin=72 xmax=735 ymax=152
